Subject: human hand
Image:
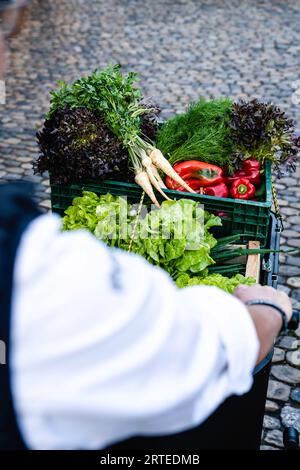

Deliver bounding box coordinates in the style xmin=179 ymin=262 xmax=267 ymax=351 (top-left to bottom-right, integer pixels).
xmin=234 ymin=284 xmax=292 ymax=322
xmin=234 ymin=284 xmax=293 ymax=364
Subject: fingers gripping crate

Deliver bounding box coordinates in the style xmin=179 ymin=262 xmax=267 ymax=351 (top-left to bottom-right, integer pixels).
xmin=50 ymin=162 xmax=273 ymax=246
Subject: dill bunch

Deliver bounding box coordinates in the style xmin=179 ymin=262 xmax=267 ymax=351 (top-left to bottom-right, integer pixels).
xmin=156 ymin=98 xmax=234 ymax=167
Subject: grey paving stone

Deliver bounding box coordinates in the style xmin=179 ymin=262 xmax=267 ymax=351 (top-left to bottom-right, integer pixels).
xmin=279 ymin=265 xmax=300 ymax=277
xmin=267 ymin=380 xmax=291 ymax=401
xmin=290 ymin=388 xmax=300 ymax=405
xmin=277 ymin=284 xmax=291 ymax=295
xmin=285 ymin=256 xmax=300 ymax=267
xmin=265 ymin=400 xmax=280 ymax=412
xmin=286 ymin=350 xmax=300 ymax=367
xmin=282 ymin=230 xmax=300 ymax=238
xmin=264 ymin=430 xmax=283 ymax=448
xmin=287 ymin=277 xmax=300 ymax=288
xmin=263 ymin=415 xmax=281 ymax=430
xmin=287 ymin=239 xmax=300 ymax=249
xmin=281 ymin=405 xmax=300 ymax=432
xmin=289 ymin=216 xmax=300 ymax=225
xmin=281 ymin=208 xmax=299 ymax=216
xmin=278 ymin=336 xmax=300 ymax=350
xmin=277 ymin=199 xmax=289 ymax=207
xmin=292 ymin=300 xmax=300 ymax=309
xmin=271 ymin=364 xmax=300 ymax=385
xmin=260 ymin=445 xmax=279 ymax=450
xmin=272 ymin=347 xmax=285 ymax=363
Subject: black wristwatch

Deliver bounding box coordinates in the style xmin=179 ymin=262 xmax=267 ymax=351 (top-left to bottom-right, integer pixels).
xmin=245 ymin=300 xmax=290 ymax=333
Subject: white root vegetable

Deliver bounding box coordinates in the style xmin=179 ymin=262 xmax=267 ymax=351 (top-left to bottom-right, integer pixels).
xmin=146 ymin=168 xmax=171 ymax=201
xmin=149 ymin=149 xmax=196 ymax=193
xmin=135 ymin=171 xmax=160 ymax=208
xmin=142 ymin=157 xmax=171 ymax=201
xmin=151 ymin=164 xmax=167 ymax=189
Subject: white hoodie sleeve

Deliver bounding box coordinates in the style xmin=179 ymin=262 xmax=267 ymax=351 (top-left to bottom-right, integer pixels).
xmin=11 ymin=213 xmax=259 ymax=450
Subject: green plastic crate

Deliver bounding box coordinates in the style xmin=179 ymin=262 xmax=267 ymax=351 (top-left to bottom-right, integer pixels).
xmin=50 ymin=161 xmax=272 ymax=246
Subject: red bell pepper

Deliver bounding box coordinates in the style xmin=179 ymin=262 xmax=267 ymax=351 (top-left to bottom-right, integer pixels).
xmin=230 ymin=178 xmax=255 ymax=200
xmin=243 ymin=159 xmax=260 ymax=171
xmin=165 ymin=160 xmax=223 ymax=189
xmin=165 ymin=177 xmax=203 ymax=192
xmin=225 ymin=159 xmax=261 ymax=187
xmin=203 ymin=182 xmax=229 ymax=198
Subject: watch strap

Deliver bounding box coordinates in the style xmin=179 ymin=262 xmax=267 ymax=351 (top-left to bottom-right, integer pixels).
xmin=245 ymin=299 xmax=288 ymax=333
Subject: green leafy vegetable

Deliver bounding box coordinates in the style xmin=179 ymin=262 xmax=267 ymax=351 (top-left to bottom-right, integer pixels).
xmin=46 ymin=64 xmax=151 ymax=169
xmin=45 ymin=64 xmax=193 ymax=206
xmin=62 ymin=191 xmax=102 ymax=232
xmin=63 ymin=192 xmax=290 ymax=291
xmin=62 ymin=192 xmax=263 ymax=292
xmin=48 ymin=65 xmax=142 ymax=143
xmin=35 ymin=103 xmax=160 ymax=185
xmin=63 ymin=193 xmax=221 ymax=279
xmin=175 ymin=273 xmax=256 ymax=293
xmin=35 ymin=107 xmax=133 ymax=184
xmin=157 ymin=97 xmax=299 ymax=176
xmin=228 ymin=99 xmax=300 ymax=175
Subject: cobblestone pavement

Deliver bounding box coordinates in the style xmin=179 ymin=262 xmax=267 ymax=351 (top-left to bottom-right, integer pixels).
xmin=1 ymin=0 xmax=300 ymax=450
